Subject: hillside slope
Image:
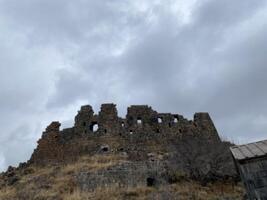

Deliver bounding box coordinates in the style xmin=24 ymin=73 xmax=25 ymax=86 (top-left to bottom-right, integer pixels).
xmin=0 ymin=104 xmax=245 ymax=199
xmin=0 ymin=153 xmax=244 ymax=200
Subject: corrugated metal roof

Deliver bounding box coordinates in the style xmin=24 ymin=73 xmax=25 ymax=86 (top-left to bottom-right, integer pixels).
xmin=230 ymin=140 xmax=267 ymax=161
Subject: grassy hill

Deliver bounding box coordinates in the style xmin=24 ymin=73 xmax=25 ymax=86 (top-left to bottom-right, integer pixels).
xmin=0 ymin=154 xmax=244 ymax=200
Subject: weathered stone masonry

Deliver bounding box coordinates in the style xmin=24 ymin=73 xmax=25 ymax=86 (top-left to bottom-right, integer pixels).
xmin=14 ymin=103 xmax=238 ymax=191
xmin=29 ymin=103 xmax=220 ymax=165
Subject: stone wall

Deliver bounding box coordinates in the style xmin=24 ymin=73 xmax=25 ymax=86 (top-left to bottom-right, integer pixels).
xmin=76 ymin=161 xmax=168 ymax=191
xmin=29 ymin=122 xmax=65 ymax=164
xmin=29 ymin=103 xmax=221 ymax=165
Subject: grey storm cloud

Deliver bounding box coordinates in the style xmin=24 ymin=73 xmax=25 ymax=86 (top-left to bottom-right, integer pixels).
xmin=0 ymin=0 xmax=267 ymax=171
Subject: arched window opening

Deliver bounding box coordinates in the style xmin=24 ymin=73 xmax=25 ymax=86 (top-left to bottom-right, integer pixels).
xmin=174 ymin=117 xmax=178 ymax=123
xmin=130 ymin=130 xmax=133 ymax=134
xmin=146 ymin=177 xmax=156 ymax=187
xmin=83 ymin=122 xmax=86 ymax=126
xmin=158 ymin=117 xmax=162 ymax=123
xmin=121 ymin=122 xmax=125 ymax=127
xmin=137 ymin=118 xmax=142 ymax=125
xmin=100 ymin=145 xmax=109 ymax=152
xmin=90 ymin=122 xmax=99 ymax=132
xmin=156 ymin=128 xmax=160 ymax=133
xmin=102 ymin=147 xmax=108 ymax=152
xmin=93 ymin=124 xmax=99 ymax=132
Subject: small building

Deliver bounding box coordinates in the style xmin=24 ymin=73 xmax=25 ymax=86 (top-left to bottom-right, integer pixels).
xmin=230 ymin=140 xmax=267 ymax=200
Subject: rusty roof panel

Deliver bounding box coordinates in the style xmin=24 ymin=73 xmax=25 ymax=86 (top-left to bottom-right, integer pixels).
xmin=230 ymin=139 xmax=267 ymax=161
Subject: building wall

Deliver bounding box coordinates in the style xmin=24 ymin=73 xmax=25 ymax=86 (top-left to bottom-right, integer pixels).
xmin=238 ymin=157 xmax=267 ymax=199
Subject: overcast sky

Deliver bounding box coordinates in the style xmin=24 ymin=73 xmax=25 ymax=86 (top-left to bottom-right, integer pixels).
xmin=1 ymin=0 xmax=267 ymax=171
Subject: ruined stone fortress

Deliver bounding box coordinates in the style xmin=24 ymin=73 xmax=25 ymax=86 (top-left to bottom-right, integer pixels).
xmin=30 ymin=103 xmax=220 ymax=164
xmin=28 ymin=103 xmax=230 ymax=189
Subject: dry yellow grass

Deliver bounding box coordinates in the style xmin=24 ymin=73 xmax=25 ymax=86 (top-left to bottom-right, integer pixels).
xmin=61 ymin=186 xmax=155 ymax=200
xmin=166 ymin=181 xmax=244 ymax=200
xmin=62 ymin=190 xmax=88 ymax=200
xmin=0 ymin=181 xmax=244 ymax=200
xmin=0 ymin=187 xmax=16 ymax=200
xmin=59 ymin=181 xmax=244 ymax=200
xmin=61 ymin=154 xmax=127 ymax=174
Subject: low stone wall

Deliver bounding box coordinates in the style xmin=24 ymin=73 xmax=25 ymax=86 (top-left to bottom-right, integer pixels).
xmin=76 ymin=161 xmax=168 ymax=191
